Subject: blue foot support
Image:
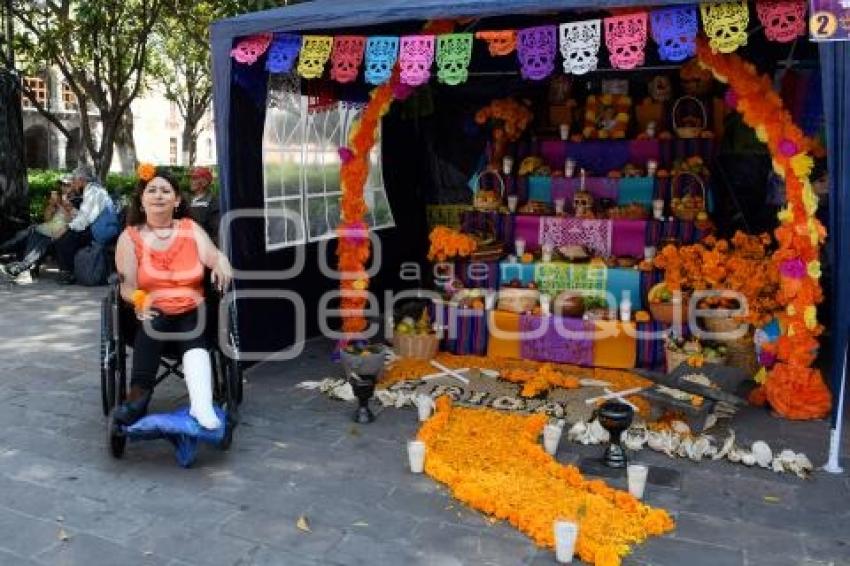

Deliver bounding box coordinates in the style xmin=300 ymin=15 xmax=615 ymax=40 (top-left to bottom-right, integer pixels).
xmin=124 ymin=406 xmax=227 ymax=467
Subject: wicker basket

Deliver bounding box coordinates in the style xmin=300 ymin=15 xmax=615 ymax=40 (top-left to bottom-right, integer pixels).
xmin=673 ymin=95 xmax=707 ymax=139
xmin=665 ymin=346 xmax=727 ymax=372
xmin=393 ymin=334 xmax=440 ymax=360
xmin=648 ymin=284 xmax=690 ymax=325
xmin=701 ymin=312 xmax=745 ymax=334
xmin=497 ymin=288 xmax=539 ymax=313
xmin=670 ymin=171 xmax=707 ymax=222
xmin=472 ymin=169 xmax=505 ymax=212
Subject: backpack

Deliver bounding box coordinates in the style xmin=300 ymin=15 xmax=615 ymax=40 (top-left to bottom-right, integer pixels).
xmin=74 ymin=242 xmax=109 ymax=286
xmin=91 ymin=202 xmax=121 ymax=244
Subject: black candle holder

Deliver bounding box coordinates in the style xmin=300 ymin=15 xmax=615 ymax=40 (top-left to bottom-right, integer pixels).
xmin=597 ymin=400 xmax=634 ymax=468
xmin=340 ymin=346 xmax=385 ymax=424
xmin=350 ymin=373 xmax=377 ymax=423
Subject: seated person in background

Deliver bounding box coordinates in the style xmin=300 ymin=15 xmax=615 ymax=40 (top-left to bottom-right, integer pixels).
xmin=113 ymin=166 xmax=232 ymax=429
xmin=54 ymin=165 xmax=113 ymax=284
xmin=187 ymin=167 xmax=220 ymax=243
xmin=0 ymin=178 xmax=75 ymax=279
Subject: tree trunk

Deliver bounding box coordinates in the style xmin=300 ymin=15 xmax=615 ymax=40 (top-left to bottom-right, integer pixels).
xmin=114 ymin=110 xmax=138 ymax=173
xmin=181 ymin=124 xmax=197 ymax=167
xmin=0 ymin=70 xmax=29 ymax=234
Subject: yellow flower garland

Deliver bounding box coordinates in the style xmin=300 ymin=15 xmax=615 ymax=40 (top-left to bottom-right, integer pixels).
xmin=418 ymin=397 xmax=675 ymax=566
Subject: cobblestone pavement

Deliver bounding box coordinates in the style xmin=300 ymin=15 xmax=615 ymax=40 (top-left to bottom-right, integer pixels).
xmin=0 ymin=275 xmax=848 ymax=565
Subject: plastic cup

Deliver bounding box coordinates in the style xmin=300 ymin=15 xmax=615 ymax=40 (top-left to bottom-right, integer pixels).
xmin=543 ymin=424 xmax=562 ymax=455
xmin=515 ymin=238 xmax=526 ymax=256
xmin=652 ymin=199 xmax=664 ymax=220
xmin=554 ymin=198 xmax=566 ymax=214
xmin=415 ymin=394 xmax=433 ymax=422
xmin=507 ymin=195 xmax=518 ymax=213
xmin=542 ymin=244 xmax=553 ymax=263
xmin=407 ymin=440 xmax=426 ymax=473
xmin=646 ymin=159 xmax=658 ymax=177
xmin=540 ymin=294 xmax=551 ymax=316
xmin=502 ymin=156 xmax=514 ymax=176
xmin=564 ymin=159 xmax=576 ymax=178
xmin=553 ymin=520 xmax=578 ymax=563
xmin=559 ymin=124 xmax=570 ymax=141
xmin=627 ymin=464 xmax=649 ymax=499
xmin=644 ymin=245 xmax=656 ymax=260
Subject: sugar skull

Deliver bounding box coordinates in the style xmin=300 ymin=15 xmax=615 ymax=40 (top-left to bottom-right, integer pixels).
xmin=573 ymin=189 xmax=594 ymax=218
xmin=266 ymin=33 xmax=301 ymax=73
xmin=650 ymin=6 xmax=698 ymax=62
xmin=231 ymin=34 xmax=273 ymax=65
xmin=363 ymin=37 xmax=398 ymax=85
xmin=474 ymin=30 xmax=516 ymax=56
xmin=756 ymin=0 xmax=807 ymax=43
xmin=330 ymin=36 xmax=366 ymax=83
xmin=604 ymin=13 xmax=648 ymax=70
xmin=436 ymin=33 xmax=473 ymax=85
xmin=399 ymin=35 xmax=435 ymax=87
xmin=700 ymin=1 xmax=750 ymax=54
xmin=558 ymin=20 xmax=601 ymax=76
xmin=297 ymin=35 xmax=333 ymax=79
xmin=516 ymin=26 xmax=557 ymax=81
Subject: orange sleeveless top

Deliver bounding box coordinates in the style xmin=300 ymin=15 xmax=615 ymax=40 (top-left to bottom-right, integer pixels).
xmin=128 ymin=218 xmax=204 ymax=315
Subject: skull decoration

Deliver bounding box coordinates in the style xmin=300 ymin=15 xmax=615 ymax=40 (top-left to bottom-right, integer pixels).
xmin=649 ymin=76 xmax=673 ymax=102
xmin=604 ymin=13 xmax=648 ymax=70
xmin=399 ymin=35 xmax=435 ymax=87
xmin=474 ymin=30 xmax=517 ymax=56
xmin=297 ymin=35 xmax=333 ymax=79
xmin=700 ymin=1 xmax=750 ymax=54
xmin=330 ymin=36 xmax=366 ymax=83
xmin=650 ymin=6 xmax=698 ymax=62
xmin=573 ymin=189 xmax=595 ymax=219
xmin=231 ymin=34 xmax=273 ymax=65
xmin=516 ymin=26 xmax=557 ymax=81
xmin=364 ymin=36 xmax=399 ymax=85
xmin=266 ymin=33 xmax=302 ymax=74
xmin=436 ymin=33 xmax=473 ymax=85
xmin=756 ymin=0 xmax=807 ymax=43
xmin=558 ymin=20 xmax=601 ymax=76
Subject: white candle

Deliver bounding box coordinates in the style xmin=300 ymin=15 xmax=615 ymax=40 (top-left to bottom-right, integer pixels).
xmin=507 ymin=195 xmax=518 ymax=213
xmin=559 ymin=124 xmax=570 ymax=141
xmin=542 ymin=243 xmax=554 ymax=262
xmin=646 ymin=159 xmax=658 ymax=177
xmin=644 ymin=245 xmax=657 ymax=260
xmin=564 ymin=159 xmax=576 ymax=178
xmin=515 ymin=238 xmax=526 ymax=256
xmin=627 ymin=464 xmax=649 ymax=499
xmin=407 ymin=440 xmax=426 ymax=473
xmin=553 ymin=520 xmax=579 ymax=563
xmin=540 ymin=294 xmax=551 ymax=315
xmin=554 ymin=198 xmax=566 ymax=215
xmin=652 ymin=199 xmax=664 ymax=220
xmin=543 ymin=423 xmax=562 ymax=455
xmin=502 ymin=156 xmax=514 ymax=176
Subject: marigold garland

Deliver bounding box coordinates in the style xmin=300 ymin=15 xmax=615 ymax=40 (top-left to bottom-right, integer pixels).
xmin=696 ymin=40 xmax=831 ymax=420
xmin=418 ymin=397 xmax=675 ymax=565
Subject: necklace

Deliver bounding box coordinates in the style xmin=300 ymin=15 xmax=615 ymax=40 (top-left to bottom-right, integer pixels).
xmin=147 ymin=221 xmax=175 ymax=241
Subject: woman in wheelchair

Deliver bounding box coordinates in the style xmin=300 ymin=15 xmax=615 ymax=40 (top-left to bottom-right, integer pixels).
xmin=113 ymin=167 xmax=232 ymax=430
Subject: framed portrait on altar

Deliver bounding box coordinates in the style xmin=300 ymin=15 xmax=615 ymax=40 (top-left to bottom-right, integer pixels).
xmin=582 ymin=94 xmax=632 ymax=139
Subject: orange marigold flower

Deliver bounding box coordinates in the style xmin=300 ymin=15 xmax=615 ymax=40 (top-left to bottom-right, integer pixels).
xmin=137 ymin=163 xmax=156 ymax=182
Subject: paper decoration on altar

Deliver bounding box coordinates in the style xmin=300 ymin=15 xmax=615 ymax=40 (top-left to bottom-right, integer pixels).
xmin=297 ymin=35 xmax=333 ymax=79
xmin=231 ymin=34 xmax=273 ymax=65
xmin=700 ymin=1 xmax=750 ymax=53
xmin=399 ymin=35 xmax=435 ymax=86
xmin=364 ymin=36 xmax=399 ymax=85
xmin=756 ymin=0 xmax=807 ymax=43
xmin=539 ymin=216 xmax=613 ymax=257
xmin=475 ymin=30 xmax=517 ymax=56
xmin=266 ymin=33 xmax=302 ymax=73
xmin=558 ymin=20 xmax=601 ymax=76
xmin=330 ymin=36 xmax=366 ymax=83
xmin=436 ymin=33 xmax=474 ymax=85
xmin=604 ymin=13 xmax=648 ymax=70
xmin=650 ymin=5 xmax=699 ymax=62
xmin=516 ymin=26 xmax=557 ymax=81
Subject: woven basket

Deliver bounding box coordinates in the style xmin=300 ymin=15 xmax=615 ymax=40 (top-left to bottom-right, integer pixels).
xmin=497 ymin=288 xmax=539 ymax=313
xmin=393 ymin=334 xmax=440 ymax=360
xmin=670 ymin=171 xmax=707 ymax=222
xmin=702 ymin=312 xmax=744 ymax=334
xmin=673 ymin=95 xmax=707 ymax=139
xmin=472 ymin=169 xmax=505 ymax=212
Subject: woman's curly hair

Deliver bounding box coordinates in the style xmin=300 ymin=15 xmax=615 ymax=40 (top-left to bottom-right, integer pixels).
xmin=126 ymin=169 xmax=189 ymax=226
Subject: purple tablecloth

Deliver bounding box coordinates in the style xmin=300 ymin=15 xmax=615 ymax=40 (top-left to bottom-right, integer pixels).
xmin=540 ymin=140 xmax=661 ymax=175
xmin=611 ymin=220 xmax=647 ymax=257
xmin=519 ymin=314 xmax=594 ymax=365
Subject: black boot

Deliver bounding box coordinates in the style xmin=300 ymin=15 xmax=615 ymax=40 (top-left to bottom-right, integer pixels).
xmin=112 ymin=386 xmax=152 ymax=426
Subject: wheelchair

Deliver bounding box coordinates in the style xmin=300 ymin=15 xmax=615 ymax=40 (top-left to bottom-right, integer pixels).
xmin=100 ymin=274 xmax=243 ymax=458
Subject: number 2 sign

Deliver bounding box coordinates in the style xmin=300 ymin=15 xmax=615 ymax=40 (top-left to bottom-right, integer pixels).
xmin=809 ymin=0 xmax=850 ymax=40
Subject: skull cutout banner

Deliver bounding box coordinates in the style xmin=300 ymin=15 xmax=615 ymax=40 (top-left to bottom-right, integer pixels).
xmin=604 ymin=13 xmax=648 ymax=70
xmin=330 ymin=36 xmax=366 ymax=83
xmin=436 ymin=33 xmax=473 ymax=85
xmin=399 ymin=35 xmax=435 ymax=87
xmin=650 ymin=6 xmax=699 ymax=62
xmin=559 ymin=20 xmax=601 ymax=75
xmin=231 ymin=34 xmax=273 ymax=65
xmin=297 ymin=35 xmax=333 ymax=79
xmin=475 ymin=30 xmax=516 ymax=56
xmin=700 ymin=1 xmax=750 ymax=53
xmin=516 ymin=26 xmax=557 ymax=81
xmin=756 ymin=0 xmax=807 ymax=42
xmin=266 ymin=34 xmax=301 ymax=73
xmin=364 ymin=37 xmax=399 ymax=85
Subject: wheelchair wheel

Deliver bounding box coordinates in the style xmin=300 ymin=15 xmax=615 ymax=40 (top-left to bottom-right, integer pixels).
xmin=212 ymin=349 xmax=239 ymax=451
xmin=107 ymin=413 xmax=126 ymax=458
xmin=100 ymin=297 xmax=116 ymax=416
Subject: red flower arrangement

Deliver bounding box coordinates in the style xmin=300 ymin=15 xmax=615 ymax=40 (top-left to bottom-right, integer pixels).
xmin=697 ymin=40 xmax=831 ymax=420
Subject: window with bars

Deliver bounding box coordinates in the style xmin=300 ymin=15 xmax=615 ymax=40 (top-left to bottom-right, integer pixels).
xmin=21 ymin=77 xmax=47 ymax=109
xmin=61 ymin=82 xmax=77 ymax=112
xmin=261 ymin=74 xmax=394 ymax=251
xmin=169 ymin=137 xmax=178 ymax=165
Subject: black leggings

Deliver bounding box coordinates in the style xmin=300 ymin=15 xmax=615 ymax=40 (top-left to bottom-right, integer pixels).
xmin=131 ymin=308 xmax=207 ymax=391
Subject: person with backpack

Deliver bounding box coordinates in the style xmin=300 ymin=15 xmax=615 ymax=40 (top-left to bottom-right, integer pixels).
xmin=53 ymin=164 xmax=119 ymax=284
